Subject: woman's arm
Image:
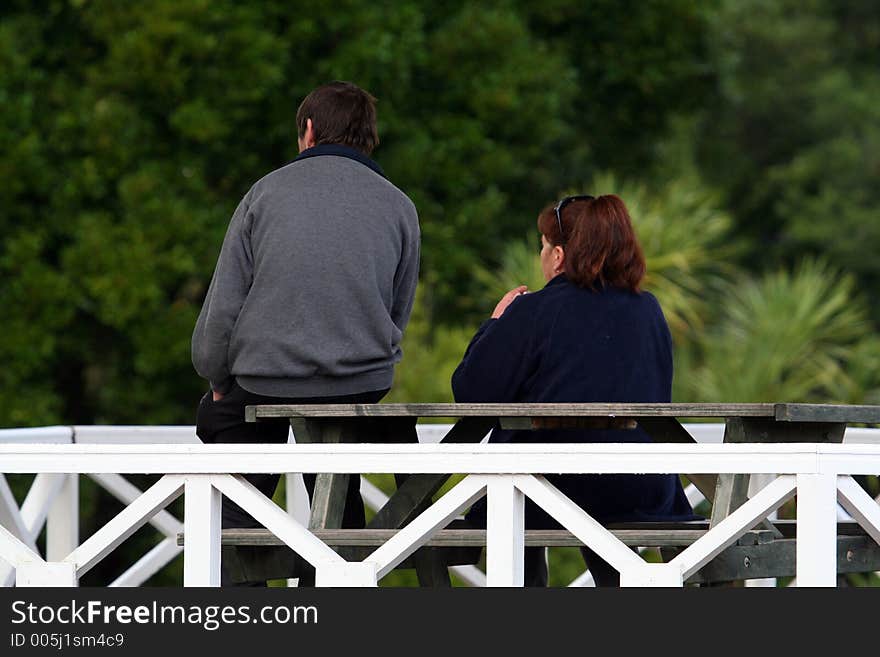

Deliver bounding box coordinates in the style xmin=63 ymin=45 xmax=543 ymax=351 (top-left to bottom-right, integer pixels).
xmin=451 ymin=288 xmax=539 ymax=402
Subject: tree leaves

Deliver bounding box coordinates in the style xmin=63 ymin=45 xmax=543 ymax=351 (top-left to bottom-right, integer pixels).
xmin=682 ymin=259 xmax=874 ymax=403
xmin=2 ymin=0 xmax=878 ymax=429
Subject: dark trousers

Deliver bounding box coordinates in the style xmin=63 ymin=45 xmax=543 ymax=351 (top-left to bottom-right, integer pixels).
xmin=520 ymin=546 xmax=620 ymax=587
xmin=195 ymin=381 xmax=416 ymax=583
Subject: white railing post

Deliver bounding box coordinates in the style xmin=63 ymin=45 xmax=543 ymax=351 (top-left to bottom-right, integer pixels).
xmin=796 ymin=473 xmax=838 ymax=587
xmin=486 ymin=477 xmax=525 ymax=587
xmin=183 ymin=476 xmax=222 ymax=587
xmin=47 ymin=474 xmax=79 ymax=561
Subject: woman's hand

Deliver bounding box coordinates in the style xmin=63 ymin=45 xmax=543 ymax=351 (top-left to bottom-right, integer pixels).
xmin=491 ymin=285 xmax=528 ymax=319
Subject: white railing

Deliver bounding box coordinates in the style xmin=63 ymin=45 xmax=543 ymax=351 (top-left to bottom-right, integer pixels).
xmin=0 ymin=426 xmax=197 ymax=588
xmin=0 ymin=424 xmax=479 ymax=587
xmin=0 ymin=423 xmax=724 ymax=588
xmin=1 ymin=429 xmax=879 ymax=587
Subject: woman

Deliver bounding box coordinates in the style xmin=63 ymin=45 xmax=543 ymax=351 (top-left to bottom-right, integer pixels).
xmin=451 ymin=194 xmax=697 ymax=586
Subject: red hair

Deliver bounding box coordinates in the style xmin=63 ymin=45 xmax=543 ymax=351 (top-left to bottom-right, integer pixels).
xmin=537 ymin=194 xmax=646 ymax=291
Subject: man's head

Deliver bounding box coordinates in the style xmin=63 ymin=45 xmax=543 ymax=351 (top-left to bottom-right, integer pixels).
xmin=296 ymin=81 xmax=379 ymax=155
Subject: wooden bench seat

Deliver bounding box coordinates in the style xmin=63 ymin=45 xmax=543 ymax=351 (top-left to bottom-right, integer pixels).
xmin=176 ymin=520 xmax=880 ymax=584
xmin=176 ymin=519 xmax=872 ymax=547
xmin=198 ymin=525 xmax=711 ymax=548
xmin=236 ymin=403 xmax=880 ymax=584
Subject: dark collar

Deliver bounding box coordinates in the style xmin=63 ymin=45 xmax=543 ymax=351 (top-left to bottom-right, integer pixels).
xmin=546 ymin=274 xmax=617 ymax=293
xmin=293 ymin=144 xmax=386 ymax=179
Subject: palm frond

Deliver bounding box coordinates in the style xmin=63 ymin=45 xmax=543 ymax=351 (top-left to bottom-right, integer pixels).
xmin=683 ymin=258 xmax=873 ymax=402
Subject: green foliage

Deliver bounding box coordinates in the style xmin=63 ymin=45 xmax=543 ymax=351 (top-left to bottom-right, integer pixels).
xmin=473 ymin=236 xmax=547 ymax=301
xmin=696 ymin=0 xmax=880 ymax=314
xmin=0 ymin=0 xmax=714 ymax=426
xmin=681 ymin=259 xmax=876 ymax=403
xmin=381 ymin=2 xmax=580 ymax=319
xmin=385 ymin=288 xmax=474 ymax=404
xmin=518 ymin=0 xmax=714 ymax=177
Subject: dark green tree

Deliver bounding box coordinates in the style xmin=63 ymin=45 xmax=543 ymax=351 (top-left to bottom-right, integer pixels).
xmin=696 ymin=0 xmax=880 ymax=310
xmin=0 ymin=0 xmax=717 ymax=427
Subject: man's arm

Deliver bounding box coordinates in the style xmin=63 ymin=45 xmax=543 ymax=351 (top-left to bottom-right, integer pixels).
xmin=191 ymin=194 xmax=254 ymax=394
xmin=390 ymin=211 xmax=420 ymax=331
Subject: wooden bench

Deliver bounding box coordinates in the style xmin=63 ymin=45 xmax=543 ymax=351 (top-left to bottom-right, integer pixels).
xmin=177 ymin=519 xmax=880 ymax=585
xmin=223 ymin=402 xmax=880 ymax=585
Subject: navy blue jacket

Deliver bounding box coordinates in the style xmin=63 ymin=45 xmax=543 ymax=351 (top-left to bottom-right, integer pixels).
xmin=452 ymin=275 xmax=696 ymax=524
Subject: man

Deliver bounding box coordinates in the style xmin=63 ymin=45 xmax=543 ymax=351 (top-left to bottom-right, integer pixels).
xmin=192 ymin=81 xmax=420 ymax=582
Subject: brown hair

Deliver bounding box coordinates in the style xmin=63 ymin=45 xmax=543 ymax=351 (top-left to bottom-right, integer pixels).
xmin=537 ymin=194 xmax=646 ymax=291
xmin=296 ymin=81 xmax=379 ymax=155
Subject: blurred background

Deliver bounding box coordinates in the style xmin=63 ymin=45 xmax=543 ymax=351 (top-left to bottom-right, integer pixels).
xmin=2 ymin=0 xmax=879 ymax=584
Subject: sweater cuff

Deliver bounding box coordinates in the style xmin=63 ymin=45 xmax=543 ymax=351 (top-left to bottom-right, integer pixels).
xmin=210 ymin=378 xmax=234 ymax=395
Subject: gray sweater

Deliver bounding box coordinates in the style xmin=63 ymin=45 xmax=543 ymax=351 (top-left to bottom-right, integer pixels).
xmin=192 ymin=145 xmax=420 ymax=397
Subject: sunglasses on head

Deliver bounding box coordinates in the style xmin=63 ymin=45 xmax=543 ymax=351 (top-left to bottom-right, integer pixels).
xmin=552 ymin=194 xmax=594 ymax=244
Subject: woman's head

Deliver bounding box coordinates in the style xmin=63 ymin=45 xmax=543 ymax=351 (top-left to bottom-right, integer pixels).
xmin=537 ymin=194 xmax=646 ymax=291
